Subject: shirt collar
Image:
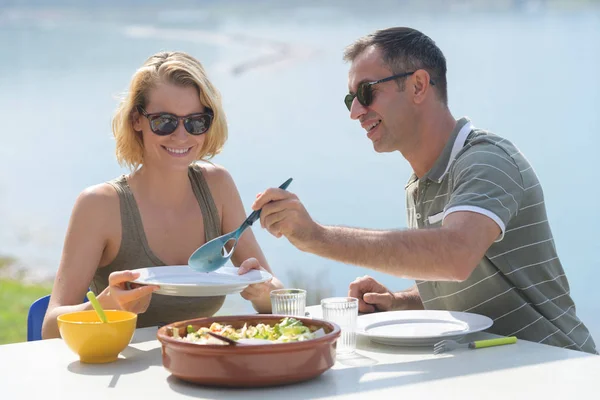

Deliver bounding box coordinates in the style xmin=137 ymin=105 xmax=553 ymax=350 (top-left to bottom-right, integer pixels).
xmin=405 ymin=117 xmax=474 ymax=188
xmin=425 ymin=117 xmax=474 ymax=183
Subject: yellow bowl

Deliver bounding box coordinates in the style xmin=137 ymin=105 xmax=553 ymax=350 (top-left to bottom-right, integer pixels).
xmin=57 ymin=310 xmax=137 ymax=364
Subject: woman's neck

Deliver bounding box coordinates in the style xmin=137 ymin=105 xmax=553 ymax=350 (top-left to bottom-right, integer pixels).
xmin=128 ymin=163 xmax=193 ymax=208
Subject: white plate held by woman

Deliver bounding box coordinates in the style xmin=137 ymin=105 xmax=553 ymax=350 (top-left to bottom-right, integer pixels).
xmin=130 ymin=265 xmax=272 ymax=297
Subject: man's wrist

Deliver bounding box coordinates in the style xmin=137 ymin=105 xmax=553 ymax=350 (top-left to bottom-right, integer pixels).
xmin=392 ymin=290 xmax=423 ymax=311
xmin=302 ymin=223 xmax=327 ymax=254
xmin=391 ymin=292 xmax=405 ymax=311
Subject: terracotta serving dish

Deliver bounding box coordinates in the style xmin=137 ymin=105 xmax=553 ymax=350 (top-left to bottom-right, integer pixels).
xmin=156 ymin=314 xmax=341 ymax=387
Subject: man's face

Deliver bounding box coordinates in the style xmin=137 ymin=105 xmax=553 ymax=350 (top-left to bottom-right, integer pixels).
xmin=347 ymin=46 xmax=414 ymax=153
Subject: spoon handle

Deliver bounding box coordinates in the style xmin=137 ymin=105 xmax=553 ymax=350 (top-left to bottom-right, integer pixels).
xmin=240 ymin=178 xmax=293 ymax=229
xmin=207 ymin=331 xmax=238 ymax=346
xmin=86 ymin=291 xmax=108 ymax=323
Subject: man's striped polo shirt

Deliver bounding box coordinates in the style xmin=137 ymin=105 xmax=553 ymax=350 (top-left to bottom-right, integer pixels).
xmin=405 ymin=117 xmax=597 ymax=354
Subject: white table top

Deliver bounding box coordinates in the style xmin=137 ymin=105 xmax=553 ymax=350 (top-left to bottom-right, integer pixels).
xmin=2 ymin=305 xmax=599 ymax=399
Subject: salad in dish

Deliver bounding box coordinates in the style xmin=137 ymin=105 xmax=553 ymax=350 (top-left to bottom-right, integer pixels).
xmin=172 ymin=317 xmax=323 ymax=345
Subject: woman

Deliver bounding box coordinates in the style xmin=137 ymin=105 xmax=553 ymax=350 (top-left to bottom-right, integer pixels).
xmin=42 ymin=51 xmax=283 ymax=339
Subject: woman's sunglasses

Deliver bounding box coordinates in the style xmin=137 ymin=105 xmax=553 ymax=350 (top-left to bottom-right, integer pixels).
xmin=344 ymin=71 xmax=435 ymax=111
xmin=137 ymin=106 xmax=213 ymax=136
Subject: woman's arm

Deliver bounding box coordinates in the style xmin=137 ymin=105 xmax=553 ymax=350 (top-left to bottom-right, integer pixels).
xmin=42 ymin=185 xmax=116 ymax=338
xmin=203 ymin=164 xmax=283 ymax=313
xmin=42 ymin=184 xmax=157 ymax=338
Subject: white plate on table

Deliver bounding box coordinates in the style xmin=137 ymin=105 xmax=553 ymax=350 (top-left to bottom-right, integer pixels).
xmin=357 ymin=310 xmax=493 ymax=347
xmin=130 ymin=265 xmax=272 ymax=297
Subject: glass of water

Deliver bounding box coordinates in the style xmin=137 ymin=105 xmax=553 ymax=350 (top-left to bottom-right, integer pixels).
xmin=270 ymin=289 xmax=306 ymax=316
xmin=321 ymin=297 xmax=359 ymax=353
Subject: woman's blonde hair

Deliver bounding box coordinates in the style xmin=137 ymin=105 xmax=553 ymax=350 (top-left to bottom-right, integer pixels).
xmin=112 ymin=51 xmax=228 ymax=170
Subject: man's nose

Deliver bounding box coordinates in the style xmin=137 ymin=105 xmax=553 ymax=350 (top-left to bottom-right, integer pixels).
xmin=349 ymin=98 xmax=367 ymax=120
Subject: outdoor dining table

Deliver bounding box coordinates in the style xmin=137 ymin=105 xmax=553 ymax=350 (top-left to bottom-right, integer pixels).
xmin=2 ymin=304 xmax=599 ymax=399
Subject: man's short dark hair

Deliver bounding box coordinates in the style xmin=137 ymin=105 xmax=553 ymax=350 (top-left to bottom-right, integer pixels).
xmin=344 ymin=27 xmax=448 ymax=105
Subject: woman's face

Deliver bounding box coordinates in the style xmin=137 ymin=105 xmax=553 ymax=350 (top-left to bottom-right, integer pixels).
xmin=133 ymin=82 xmax=209 ymax=171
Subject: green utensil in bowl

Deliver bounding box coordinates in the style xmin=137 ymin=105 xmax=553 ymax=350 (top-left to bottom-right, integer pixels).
xmin=86 ymin=291 xmax=108 ymax=323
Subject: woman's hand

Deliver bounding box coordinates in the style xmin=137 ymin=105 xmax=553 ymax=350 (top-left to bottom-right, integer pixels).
xmin=237 ymin=258 xmax=275 ymax=302
xmin=104 ymin=270 xmax=159 ymax=314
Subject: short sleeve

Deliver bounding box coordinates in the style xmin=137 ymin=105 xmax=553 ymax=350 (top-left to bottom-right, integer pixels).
xmin=444 ymin=143 xmax=524 ymax=241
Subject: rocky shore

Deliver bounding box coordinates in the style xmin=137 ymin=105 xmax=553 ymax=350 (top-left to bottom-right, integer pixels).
xmin=0 ymin=256 xmax=55 ymax=286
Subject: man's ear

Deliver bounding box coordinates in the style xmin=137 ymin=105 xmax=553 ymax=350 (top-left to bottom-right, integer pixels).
xmin=412 ymin=69 xmax=433 ymax=104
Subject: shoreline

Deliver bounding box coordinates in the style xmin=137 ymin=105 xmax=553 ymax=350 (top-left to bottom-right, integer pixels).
xmin=0 ymin=256 xmax=55 ymax=286
xmin=122 ymin=25 xmax=319 ymax=77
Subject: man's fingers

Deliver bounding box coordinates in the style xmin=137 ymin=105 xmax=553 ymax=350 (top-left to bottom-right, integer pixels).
xmin=364 ymin=292 xmax=392 ymax=310
xmin=252 ymin=188 xmax=297 ymax=211
xmin=262 ymin=209 xmax=288 ymax=233
xmin=348 ymin=280 xmax=364 ymax=299
xmin=266 ymin=220 xmax=288 ymax=238
xmin=354 ymin=275 xmax=386 ymax=293
xmin=358 ymin=299 xmax=376 ymax=313
xmin=260 ymin=198 xmax=299 ymax=217
xmin=349 ymin=276 xmax=388 ymax=313
xmin=260 ymin=198 xmax=301 ymax=230
xmin=362 ymin=276 xmax=384 ymax=292
xmin=349 ymin=276 xmax=376 ymax=295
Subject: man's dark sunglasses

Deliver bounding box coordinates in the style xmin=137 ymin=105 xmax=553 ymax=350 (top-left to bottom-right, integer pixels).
xmin=137 ymin=106 xmax=213 ymax=136
xmin=344 ymin=71 xmax=435 ymax=111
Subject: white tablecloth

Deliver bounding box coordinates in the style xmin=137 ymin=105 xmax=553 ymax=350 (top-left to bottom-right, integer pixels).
xmin=1 ymin=305 xmax=598 ymax=399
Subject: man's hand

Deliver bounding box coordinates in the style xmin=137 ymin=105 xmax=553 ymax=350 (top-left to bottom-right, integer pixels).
xmin=348 ymin=275 xmax=397 ymax=313
xmin=252 ymin=188 xmax=320 ymax=251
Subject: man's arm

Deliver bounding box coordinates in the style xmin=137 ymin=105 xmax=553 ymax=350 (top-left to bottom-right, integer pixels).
xmin=309 ymin=210 xmax=499 ymax=281
xmin=254 ymin=142 xmax=521 ymax=283
xmin=253 ymin=186 xmax=499 ymax=282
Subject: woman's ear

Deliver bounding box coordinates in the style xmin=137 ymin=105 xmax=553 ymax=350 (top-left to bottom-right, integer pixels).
xmin=132 ymin=107 xmax=143 ymax=131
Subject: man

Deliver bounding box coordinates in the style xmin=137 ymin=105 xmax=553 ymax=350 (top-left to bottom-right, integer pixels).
xmin=253 ymin=27 xmax=596 ymax=354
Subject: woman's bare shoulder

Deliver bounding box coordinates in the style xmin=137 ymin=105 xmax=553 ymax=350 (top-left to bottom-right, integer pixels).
xmin=192 ymin=162 xmax=241 ymax=217
xmin=71 ymin=182 xmax=120 ymax=221
xmin=193 ymin=162 xmax=236 ymax=189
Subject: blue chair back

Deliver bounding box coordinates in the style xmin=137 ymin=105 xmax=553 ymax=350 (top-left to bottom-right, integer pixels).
xmin=27 ymin=293 xmax=90 ymax=341
xmin=27 ymin=295 xmax=51 ymax=341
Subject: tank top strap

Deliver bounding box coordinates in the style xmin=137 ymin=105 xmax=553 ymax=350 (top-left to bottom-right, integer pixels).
xmin=188 ymin=164 xmax=222 ymax=241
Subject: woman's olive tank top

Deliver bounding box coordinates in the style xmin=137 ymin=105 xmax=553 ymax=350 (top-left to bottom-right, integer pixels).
xmin=90 ymin=164 xmax=225 ymax=327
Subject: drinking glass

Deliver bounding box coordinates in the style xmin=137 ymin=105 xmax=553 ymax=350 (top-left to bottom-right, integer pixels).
xmin=321 ymin=297 xmax=359 ymax=353
xmin=270 ymin=289 xmax=306 ymax=316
